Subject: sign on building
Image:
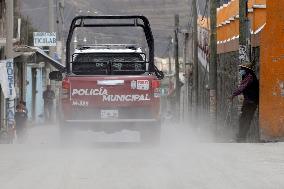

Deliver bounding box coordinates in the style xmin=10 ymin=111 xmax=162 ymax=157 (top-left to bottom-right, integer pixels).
xmin=33 ymin=32 xmax=57 ymax=47
xmin=0 ymin=59 xmax=16 ymax=129
xmin=0 ymin=59 xmax=16 ymax=99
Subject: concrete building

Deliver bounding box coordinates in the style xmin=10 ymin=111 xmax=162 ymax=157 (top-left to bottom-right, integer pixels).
xmin=0 ymin=0 xmax=64 ymax=142
xmin=0 ymin=0 xmax=28 ymax=133
xmin=196 ymin=0 xmax=284 ymax=140
xmin=13 ymin=46 xmax=64 ymax=124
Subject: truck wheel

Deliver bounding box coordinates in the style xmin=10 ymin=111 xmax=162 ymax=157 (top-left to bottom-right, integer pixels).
xmin=140 ymin=122 xmax=161 ymax=146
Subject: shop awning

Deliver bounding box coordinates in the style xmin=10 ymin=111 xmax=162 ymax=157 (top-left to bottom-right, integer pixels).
xmin=13 ymin=46 xmax=65 ymax=72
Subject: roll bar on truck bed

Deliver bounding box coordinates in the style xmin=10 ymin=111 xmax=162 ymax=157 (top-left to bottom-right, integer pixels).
xmin=65 ymin=15 xmax=155 ymax=74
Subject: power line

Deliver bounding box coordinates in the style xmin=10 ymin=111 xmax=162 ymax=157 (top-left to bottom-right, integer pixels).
xmin=55 ymin=0 xmax=61 ymax=39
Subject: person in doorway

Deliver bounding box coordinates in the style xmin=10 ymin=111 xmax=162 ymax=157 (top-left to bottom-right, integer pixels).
xmin=43 ymin=85 xmax=55 ymax=123
xmin=19 ymin=100 xmax=28 ymax=115
xmin=229 ymin=62 xmax=259 ymax=142
xmin=14 ymin=104 xmax=28 ymax=142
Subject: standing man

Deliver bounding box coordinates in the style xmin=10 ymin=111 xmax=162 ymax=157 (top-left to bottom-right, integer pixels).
xmin=229 ymin=62 xmax=259 ymax=142
xmin=43 ymin=85 xmax=55 ymax=123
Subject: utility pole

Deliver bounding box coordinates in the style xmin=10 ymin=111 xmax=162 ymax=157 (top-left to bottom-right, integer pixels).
xmin=2 ymin=0 xmax=14 ymax=138
xmin=183 ymin=33 xmax=189 ymax=75
xmin=59 ymin=0 xmax=65 ymax=65
xmin=174 ymin=14 xmax=180 ymax=122
xmin=192 ymin=0 xmax=199 ymax=119
xmin=48 ymin=0 xmax=56 ymax=122
xmin=168 ymin=36 xmax=172 ymax=74
xmin=49 ymin=0 xmax=55 ymax=58
xmin=239 ymin=0 xmax=249 ymax=64
xmin=168 ymin=49 xmax=172 ymax=74
xmin=5 ymin=0 xmax=13 ymax=59
xmin=182 ymin=32 xmax=189 ymax=122
xmin=209 ymin=0 xmax=218 ymax=131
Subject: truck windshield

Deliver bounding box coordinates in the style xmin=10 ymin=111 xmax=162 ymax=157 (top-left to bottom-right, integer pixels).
xmin=71 ymin=53 xmax=146 ymax=75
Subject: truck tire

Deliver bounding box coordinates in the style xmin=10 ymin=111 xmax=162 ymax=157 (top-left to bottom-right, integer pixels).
xmin=140 ymin=122 xmax=161 ymax=146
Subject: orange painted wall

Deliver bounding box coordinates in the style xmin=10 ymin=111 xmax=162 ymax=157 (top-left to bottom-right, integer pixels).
xmin=260 ymin=0 xmax=284 ymax=139
xmin=254 ymin=0 xmax=266 ymax=5
xmin=216 ymin=0 xmax=266 ymax=44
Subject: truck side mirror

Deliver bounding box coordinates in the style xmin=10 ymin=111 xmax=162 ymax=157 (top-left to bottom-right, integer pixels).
xmin=49 ymin=71 xmax=63 ymax=81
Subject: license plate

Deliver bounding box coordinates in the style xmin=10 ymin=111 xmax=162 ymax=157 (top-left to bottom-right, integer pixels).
xmin=101 ymin=110 xmax=119 ymax=119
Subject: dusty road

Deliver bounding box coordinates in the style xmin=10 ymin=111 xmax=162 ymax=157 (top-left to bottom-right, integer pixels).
xmin=0 ymin=124 xmax=284 ymax=189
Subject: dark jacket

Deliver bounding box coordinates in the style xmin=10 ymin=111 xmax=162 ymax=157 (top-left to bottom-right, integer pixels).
xmin=43 ymin=90 xmax=55 ymax=105
xmin=15 ymin=111 xmax=28 ymax=129
xmin=232 ymin=70 xmax=259 ymax=104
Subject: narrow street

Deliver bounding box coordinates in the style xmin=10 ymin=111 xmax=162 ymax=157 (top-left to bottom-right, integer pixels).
xmin=0 ymin=124 xmax=284 ymax=189
xmin=0 ymin=0 xmax=284 ymax=188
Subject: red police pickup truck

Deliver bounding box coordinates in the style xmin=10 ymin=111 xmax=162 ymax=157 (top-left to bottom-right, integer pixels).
xmin=49 ymin=16 xmax=164 ymax=143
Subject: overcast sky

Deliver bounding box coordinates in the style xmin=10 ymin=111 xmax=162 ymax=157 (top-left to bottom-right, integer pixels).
xmin=20 ymin=0 xmax=208 ymax=56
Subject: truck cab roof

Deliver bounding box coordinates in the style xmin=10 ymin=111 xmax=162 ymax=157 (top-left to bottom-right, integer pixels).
xmin=74 ymin=44 xmax=143 ymax=54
